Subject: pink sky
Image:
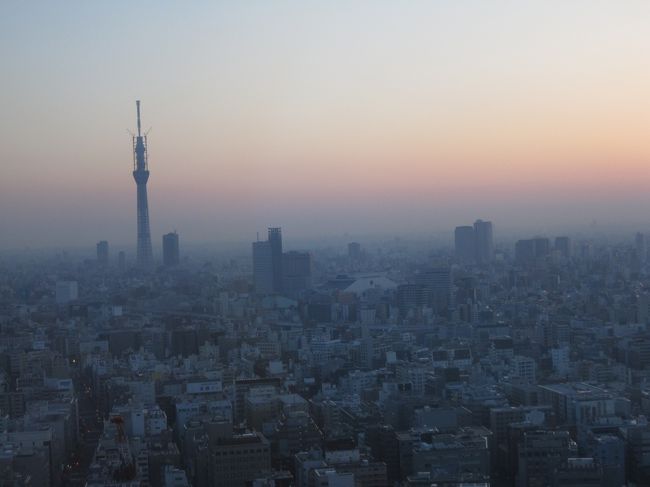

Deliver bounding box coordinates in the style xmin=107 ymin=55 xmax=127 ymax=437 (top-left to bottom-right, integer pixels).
xmin=1 ymin=1 xmax=649 ymax=248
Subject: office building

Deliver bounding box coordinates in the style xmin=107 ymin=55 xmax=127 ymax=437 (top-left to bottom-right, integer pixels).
xmin=474 ymin=220 xmax=494 ymax=264
xmin=253 ymin=227 xmax=286 ymax=294
xmin=209 ymin=431 xmax=271 ymax=487
xmin=253 ymin=240 xmax=274 ymax=294
xmin=554 ymin=236 xmax=571 ymax=258
xmin=455 ymin=225 xmax=476 ymax=263
xmin=96 ymin=240 xmax=109 ymax=266
xmin=268 ymin=227 xmax=283 ymax=292
xmin=516 ymin=430 xmax=576 ymax=487
xmin=515 ymin=237 xmax=551 ymax=265
xmin=553 ymin=458 xmax=603 ymax=487
xmin=163 ymin=231 xmax=180 ymax=266
xmin=348 ymin=242 xmax=362 ymax=261
xmin=416 ymin=267 xmax=452 ymax=316
xmin=282 ymin=251 xmax=312 ymax=297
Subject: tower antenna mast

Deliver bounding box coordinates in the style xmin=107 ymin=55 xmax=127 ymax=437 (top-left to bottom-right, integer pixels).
xmin=136 ymin=100 xmax=142 ymax=137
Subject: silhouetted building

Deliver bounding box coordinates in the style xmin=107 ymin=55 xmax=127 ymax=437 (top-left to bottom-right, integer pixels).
xmin=348 ymin=242 xmax=362 ymax=261
xmin=163 ymin=232 xmax=180 ymax=267
xmin=516 ymin=237 xmax=551 ymax=265
xmin=454 ymin=226 xmax=475 ymax=263
xmin=416 ymin=267 xmax=452 ymax=316
xmin=96 ymin=240 xmax=109 ymax=266
xmin=253 ymin=228 xmax=284 ymax=294
xmin=268 ymin=227 xmax=283 ymax=292
xmin=397 ymin=284 xmax=427 ymax=318
xmin=554 ymin=236 xmax=571 ymax=258
xmin=282 ymin=251 xmax=312 ymax=297
xmin=253 ymin=240 xmax=274 ymax=294
xmin=474 ymin=220 xmax=494 ymax=264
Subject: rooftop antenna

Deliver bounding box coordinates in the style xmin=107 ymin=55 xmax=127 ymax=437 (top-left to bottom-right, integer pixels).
xmin=136 ymin=100 xmax=142 ymax=137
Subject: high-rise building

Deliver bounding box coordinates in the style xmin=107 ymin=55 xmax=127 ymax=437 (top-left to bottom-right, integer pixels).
xmin=96 ymin=240 xmax=109 ymax=266
xmin=268 ymin=227 xmax=283 ymax=292
xmin=554 ymin=236 xmax=571 ymax=258
xmin=162 ymin=232 xmax=180 ymax=267
xmin=132 ymin=100 xmax=153 ymax=268
xmin=473 ymin=220 xmax=494 ymax=264
xmin=253 ymin=240 xmax=274 ymax=294
xmin=348 ymin=242 xmax=362 ymax=261
xmin=282 ymin=251 xmax=312 ymax=297
xmin=454 ymin=226 xmax=475 ymax=262
xmin=516 ymin=237 xmax=551 ymax=265
xmin=253 ymin=228 xmax=284 ymax=294
xmin=416 ymin=267 xmax=452 ymax=316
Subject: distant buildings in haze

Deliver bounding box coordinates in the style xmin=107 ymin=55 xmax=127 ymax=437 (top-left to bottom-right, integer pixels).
xmin=163 ymin=232 xmax=180 ymax=267
xmin=454 ymin=220 xmax=494 ymax=264
xmin=253 ymin=227 xmax=312 ymax=296
xmin=96 ymin=240 xmax=109 ymax=266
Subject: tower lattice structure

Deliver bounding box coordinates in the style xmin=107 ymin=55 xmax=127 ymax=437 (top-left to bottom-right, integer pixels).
xmin=132 ymin=100 xmax=153 ymax=267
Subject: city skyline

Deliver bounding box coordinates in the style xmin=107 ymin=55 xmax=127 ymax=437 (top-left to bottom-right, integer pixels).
xmin=1 ymin=1 xmax=650 ymax=250
xmin=4 ymin=4 xmax=650 ymax=486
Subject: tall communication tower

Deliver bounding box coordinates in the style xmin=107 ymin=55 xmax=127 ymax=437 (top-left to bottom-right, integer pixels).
xmin=132 ymin=100 xmax=153 ymax=267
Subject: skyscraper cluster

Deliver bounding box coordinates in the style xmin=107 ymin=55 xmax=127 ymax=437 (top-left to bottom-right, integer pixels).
xmin=252 ymin=227 xmax=312 ymax=296
xmin=454 ymin=219 xmax=494 ymax=264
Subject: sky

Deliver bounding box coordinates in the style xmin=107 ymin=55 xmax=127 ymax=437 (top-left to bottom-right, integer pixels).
xmin=1 ymin=1 xmax=649 ymax=250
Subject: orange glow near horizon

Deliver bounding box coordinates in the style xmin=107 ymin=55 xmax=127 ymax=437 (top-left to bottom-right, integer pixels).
xmin=1 ymin=1 xmax=649 ymax=247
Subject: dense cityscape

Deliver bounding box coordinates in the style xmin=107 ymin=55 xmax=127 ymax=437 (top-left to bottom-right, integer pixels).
xmin=2 ymin=102 xmax=650 ymax=487
xmin=3 ymin=3 xmax=650 ymax=487
xmin=6 ymin=205 xmax=650 ymax=487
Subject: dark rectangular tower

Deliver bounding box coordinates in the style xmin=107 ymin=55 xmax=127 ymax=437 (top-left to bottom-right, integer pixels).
xmin=268 ymin=227 xmax=283 ymax=293
xmin=474 ymin=219 xmax=494 ymax=264
xmin=253 ymin=240 xmax=274 ymax=293
xmin=454 ymin=225 xmax=475 ymax=263
xmin=162 ymin=232 xmax=180 ymax=266
xmin=132 ymin=100 xmax=153 ymax=267
xmin=96 ymin=240 xmax=109 ymax=266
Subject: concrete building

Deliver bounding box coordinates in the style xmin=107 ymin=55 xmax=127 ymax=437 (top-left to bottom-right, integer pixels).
xmin=281 ymin=251 xmax=312 ymax=297
xmin=163 ymin=231 xmax=180 ymax=267
xmin=516 ymin=429 xmax=577 ymax=487
xmin=96 ymin=240 xmax=109 ymax=266
xmin=474 ymin=220 xmax=494 ymax=264
xmin=209 ymin=431 xmax=271 ymax=487
xmin=454 ymin=225 xmax=476 ymax=263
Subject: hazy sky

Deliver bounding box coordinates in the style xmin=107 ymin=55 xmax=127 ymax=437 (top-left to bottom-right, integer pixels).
xmin=1 ymin=1 xmax=649 ymax=250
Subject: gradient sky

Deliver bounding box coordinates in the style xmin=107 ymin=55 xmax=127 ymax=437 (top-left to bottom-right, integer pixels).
xmin=1 ymin=1 xmax=649 ymax=250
